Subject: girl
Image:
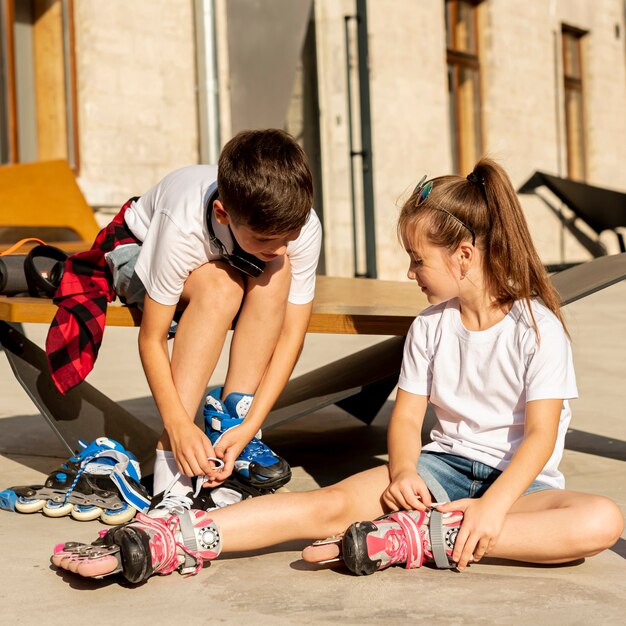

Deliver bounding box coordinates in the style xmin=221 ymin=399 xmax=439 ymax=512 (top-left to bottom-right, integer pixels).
xmin=51 ymin=158 xmax=623 ymax=582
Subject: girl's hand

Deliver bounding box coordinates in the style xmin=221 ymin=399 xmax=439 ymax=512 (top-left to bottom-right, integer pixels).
xmin=167 ymin=421 xmax=221 ymax=479
xmin=383 ymin=470 xmax=432 ymax=511
xmin=435 ymin=498 xmax=508 ymax=571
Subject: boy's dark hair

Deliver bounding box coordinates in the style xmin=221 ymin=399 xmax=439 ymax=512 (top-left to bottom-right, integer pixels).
xmin=217 ymin=129 xmax=313 ymax=235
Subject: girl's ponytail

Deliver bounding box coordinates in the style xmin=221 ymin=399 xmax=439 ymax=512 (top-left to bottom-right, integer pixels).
xmin=474 ymin=159 xmax=568 ymax=336
xmin=398 ymin=158 xmax=568 ymax=337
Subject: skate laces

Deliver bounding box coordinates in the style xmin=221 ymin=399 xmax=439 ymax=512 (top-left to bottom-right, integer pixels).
xmin=154 ymin=492 xmax=194 ymax=515
xmin=166 ymin=515 xmax=205 ymax=577
xmin=156 ymin=457 xmax=225 ymax=514
xmin=133 ymin=512 xmax=201 ymax=576
xmin=60 ymin=441 xmax=149 ymax=511
xmin=61 ymin=453 xmax=98 ymax=504
xmin=380 ymin=511 xmax=427 ymax=569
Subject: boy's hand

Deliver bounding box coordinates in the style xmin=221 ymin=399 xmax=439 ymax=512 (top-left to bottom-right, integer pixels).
xmin=208 ymin=422 xmax=257 ymax=486
xmin=383 ymin=469 xmax=432 ymax=511
xmin=167 ymin=421 xmax=222 ymax=480
xmin=435 ymin=497 xmax=508 ymax=571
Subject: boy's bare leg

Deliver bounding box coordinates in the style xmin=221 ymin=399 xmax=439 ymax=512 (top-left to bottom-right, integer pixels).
xmin=222 ymin=255 xmax=291 ymax=396
xmin=159 ymin=261 xmax=245 ymax=449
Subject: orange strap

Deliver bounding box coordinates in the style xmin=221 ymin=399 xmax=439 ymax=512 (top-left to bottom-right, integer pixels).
xmin=0 ymin=237 xmax=47 ymax=256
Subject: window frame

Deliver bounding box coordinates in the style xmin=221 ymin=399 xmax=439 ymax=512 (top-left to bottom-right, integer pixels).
xmin=446 ymin=0 xmax=483 ymax=175
xmin=561 ymin=24 xmax=587 ymax=182
xmin=0 ymin=0 xmax=79 ymax=169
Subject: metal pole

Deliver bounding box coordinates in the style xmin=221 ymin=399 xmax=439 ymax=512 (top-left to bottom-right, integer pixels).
xmin=344 ymin=15 xmax=363 ymax=277
xmin=195 ymin=0 xmax=221 ymax=163
xmin=356 ymin=0 xmax=377 ymax=278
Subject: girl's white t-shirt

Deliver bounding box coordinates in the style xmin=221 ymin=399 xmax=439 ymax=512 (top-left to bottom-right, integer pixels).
xmin=123 ymin=164 xmax=322 ymax=306
xmin=398 ymin=298 xmax=578 ymax=489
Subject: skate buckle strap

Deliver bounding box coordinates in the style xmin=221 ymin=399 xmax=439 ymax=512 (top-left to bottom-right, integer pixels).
xmin=390 ymin=511 xmax=425 ymax=569
xmin=210 ymin=415 xmax=243 ymax=432
xmin=210 ymin=415 xmax=262 ymax=439
xmin=177 ymin=512 xmax=203 ymax=575
xmin=429 ymin=509 xmax=454 ymax=569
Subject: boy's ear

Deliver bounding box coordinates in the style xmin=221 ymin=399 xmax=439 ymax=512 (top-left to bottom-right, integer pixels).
xmin=213 ymin=199 xmax=231 ymax=225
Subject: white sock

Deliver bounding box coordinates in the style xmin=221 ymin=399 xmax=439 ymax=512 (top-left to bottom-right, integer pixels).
xmin=209 ymin=487 xmax=243 ymax=508
xmin=153 ymin=449 xmax=192 ymax=496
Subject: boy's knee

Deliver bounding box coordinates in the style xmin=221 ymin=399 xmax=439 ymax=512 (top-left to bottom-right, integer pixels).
xmin=184 ymin=263 xmax=244 ymax=317
xmin=246 ymin=255 xmax=291 ymax=295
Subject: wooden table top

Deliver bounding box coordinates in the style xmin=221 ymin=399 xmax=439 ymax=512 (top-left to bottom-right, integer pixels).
xmin=0 ymin=276 xmax=428 ymax=336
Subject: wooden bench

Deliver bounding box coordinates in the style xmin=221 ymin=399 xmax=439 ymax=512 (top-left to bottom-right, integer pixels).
xmin=0 ymin=276 xmax=428 ymax=467
xmin=0 ymin=160 xmax=99 ymax=247
xmin=2 ymin=244 xmax=625 ymax=469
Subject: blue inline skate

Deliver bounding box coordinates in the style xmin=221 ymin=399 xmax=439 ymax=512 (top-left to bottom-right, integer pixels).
xmin=0 ymin=437 xmax=150 ymax=524
xmin=203 ymin=388 xmax=291 ymax=491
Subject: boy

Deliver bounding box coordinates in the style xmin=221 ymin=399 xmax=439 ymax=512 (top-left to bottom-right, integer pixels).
xmin=46 ymin=129 xmax=322 ymax=505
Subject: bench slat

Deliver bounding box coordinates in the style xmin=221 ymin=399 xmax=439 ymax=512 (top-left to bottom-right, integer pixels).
xmin=0 ymin=276 xmax=428 ymax=336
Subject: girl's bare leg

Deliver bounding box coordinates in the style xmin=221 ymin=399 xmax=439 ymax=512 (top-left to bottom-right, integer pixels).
xmin=211 ymin=464 xmax=390 ymax=551
xmin=51 ymin=465 xmax=391 ymax=577
xmin=484 ymin=490 xmax=623 ymax=564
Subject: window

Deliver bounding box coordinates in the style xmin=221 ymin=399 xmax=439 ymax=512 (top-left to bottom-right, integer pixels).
xmin=0 ymin=0 xmax=78 ymax=168
xmin=446 ymin=0 xmax=482 ymax=175
xmin=562 ymin=25 xmax=587 ymax=181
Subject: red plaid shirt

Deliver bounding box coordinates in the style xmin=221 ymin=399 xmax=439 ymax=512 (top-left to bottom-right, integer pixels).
xmin=46 ymin=198 xmax=140 ymax=394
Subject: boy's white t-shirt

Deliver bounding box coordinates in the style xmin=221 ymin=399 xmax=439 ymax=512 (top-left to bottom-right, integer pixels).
xmin=398 ymin=298 xmax=578 ymax=489
xmin=123 ymin=164 xmax=322 ymax=306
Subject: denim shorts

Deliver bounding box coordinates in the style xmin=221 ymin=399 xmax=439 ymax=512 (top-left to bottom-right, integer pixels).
xmin=105 ymin=243 xmax=180 ymax=335
xmin=417 ymin=451 xmax=554 ymax=504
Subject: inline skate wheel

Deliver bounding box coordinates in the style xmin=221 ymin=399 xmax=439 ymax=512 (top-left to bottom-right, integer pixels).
xmin=71 ymin=504 xmax=102 ymax=522
xmin=15 ymin=497 xmax=47 ymax=514
xmin=100 ymin=503 xmax=136 ymax=525
xmin=42 ymin=500 xmax=73 ymax=518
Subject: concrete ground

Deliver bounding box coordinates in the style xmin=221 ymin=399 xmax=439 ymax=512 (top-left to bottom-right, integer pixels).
xmin=1 ymin=283 xmax=625 ymax=625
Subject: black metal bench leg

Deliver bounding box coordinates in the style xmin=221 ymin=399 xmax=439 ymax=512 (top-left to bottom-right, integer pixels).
xmin=265 ymin=336 xmax=405 ymax=430
xmin=0 ymin=320 xmax=158 ymax=470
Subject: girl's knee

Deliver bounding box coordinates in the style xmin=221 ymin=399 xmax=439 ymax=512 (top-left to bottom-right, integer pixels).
xmin=580 ymin=496 xmax=624 ymax=553
xmin=595 ymin=497 xmax=624 ymax=549
xmin=314 ymin=486 xmax=352 ymax=532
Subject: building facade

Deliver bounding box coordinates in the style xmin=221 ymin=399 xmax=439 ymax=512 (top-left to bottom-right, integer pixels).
xmin=1 ymin=0 xmax=625 ymax=277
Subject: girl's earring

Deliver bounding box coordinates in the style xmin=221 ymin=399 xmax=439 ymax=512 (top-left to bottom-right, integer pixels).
xmin=460 ymin=270 xmax=468 ymax=279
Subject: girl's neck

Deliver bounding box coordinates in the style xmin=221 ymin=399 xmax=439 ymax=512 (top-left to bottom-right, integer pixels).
xmin=457 ymin=293 xmax=511 ymax=331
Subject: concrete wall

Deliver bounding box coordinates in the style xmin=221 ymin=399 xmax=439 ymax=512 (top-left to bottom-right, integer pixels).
xmin=313 ymin=0 xmax=626 ymax=278
xmin=73 ymin=0 xmax=199 ymax=207
xmin=482 ymin=0 xmax=626 ymax=264
xmin=367 ymin=0 xmax=452 ymax=279
xmin=68 ymin=0 xmax=626 ymax=272
xmin=313 ymin=0 xmax=356 ymax=276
